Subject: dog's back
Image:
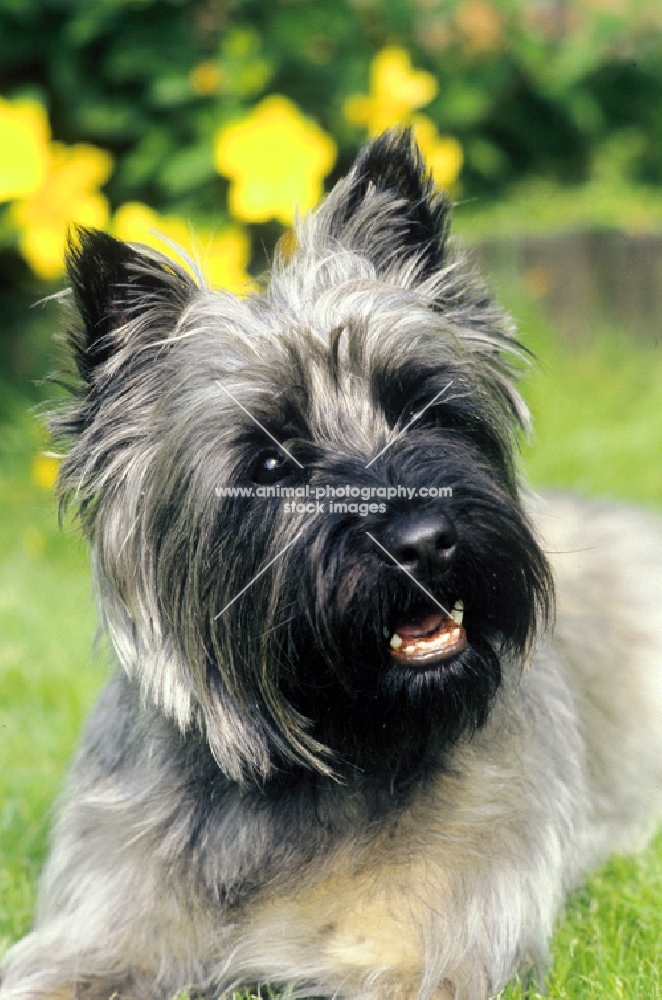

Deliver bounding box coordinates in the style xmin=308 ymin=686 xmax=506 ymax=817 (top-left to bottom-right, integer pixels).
xmin=537 ymin=492 xmax=662 ymax=859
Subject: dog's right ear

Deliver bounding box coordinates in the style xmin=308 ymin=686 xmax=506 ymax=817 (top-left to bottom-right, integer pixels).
xmin=65 ymin=226 xmax=197 ymax=386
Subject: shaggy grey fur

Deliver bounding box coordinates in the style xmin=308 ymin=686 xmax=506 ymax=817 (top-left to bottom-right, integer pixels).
xmin=1 ymin=131 xmax=661 ymax=1000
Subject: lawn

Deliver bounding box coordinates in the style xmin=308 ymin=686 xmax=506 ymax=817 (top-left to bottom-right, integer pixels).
xmin=1 ymin=295 xmax=661 ymax=998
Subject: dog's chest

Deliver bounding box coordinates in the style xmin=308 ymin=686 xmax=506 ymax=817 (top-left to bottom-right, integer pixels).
xmin=279 ymin=856 xmax=430 ymax=967
xmin=220 ymin=774 xmax=483 ymax=997
xmin=233 ymin=842 xmax=438 ymax=993
xmin=217 ymin=718 xmax=565 ymax=999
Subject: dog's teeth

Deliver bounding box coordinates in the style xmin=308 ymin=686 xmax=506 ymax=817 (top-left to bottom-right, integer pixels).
xmin=390 ymin=614 xmax=466 ymax=659
xmin=450 ymin=600 xmax=464 ymax=625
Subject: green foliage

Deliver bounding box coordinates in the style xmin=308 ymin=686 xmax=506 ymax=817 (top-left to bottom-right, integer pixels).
xmin=2 ymin=0 xmax=662 ymax=224
xmin=3 ymin=0 xmax=662 ymax=388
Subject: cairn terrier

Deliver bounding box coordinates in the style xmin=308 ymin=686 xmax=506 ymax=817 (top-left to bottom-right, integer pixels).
xmin=2 ymin=130 xmax=661 ymax=1000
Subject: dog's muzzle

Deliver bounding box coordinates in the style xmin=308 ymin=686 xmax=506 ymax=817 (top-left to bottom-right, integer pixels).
xmin=376 ymin=511 xmax=468 ymax=665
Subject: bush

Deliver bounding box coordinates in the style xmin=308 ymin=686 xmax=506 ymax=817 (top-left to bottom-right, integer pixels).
xmin=2 ymin=0 xmax=662 ymax=382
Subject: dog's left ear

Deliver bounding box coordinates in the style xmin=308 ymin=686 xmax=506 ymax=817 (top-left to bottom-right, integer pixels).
xmin=315 ymin=128 xmax=450 ymax=283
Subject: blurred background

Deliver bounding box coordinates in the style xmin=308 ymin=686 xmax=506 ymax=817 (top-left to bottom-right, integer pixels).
xmin=1 ymin=0 xmax=662 ymax=990
xmin=3 ymin=0 xmax=662 ymax=383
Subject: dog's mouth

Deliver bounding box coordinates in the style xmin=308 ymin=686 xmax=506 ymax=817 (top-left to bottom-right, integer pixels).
xmin=388 ymin=601 xmax=467 ymax=665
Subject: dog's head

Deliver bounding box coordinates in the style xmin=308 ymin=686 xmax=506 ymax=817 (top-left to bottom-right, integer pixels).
xmin=53 ymin=130 xmax=553 ymax=785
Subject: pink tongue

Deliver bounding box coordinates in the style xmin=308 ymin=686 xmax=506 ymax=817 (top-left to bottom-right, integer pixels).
xmin=395 ymin=612 xmax=447 ymax=640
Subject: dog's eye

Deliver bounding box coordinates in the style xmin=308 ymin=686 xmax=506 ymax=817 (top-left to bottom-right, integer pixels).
xmin=251 ymin=450 xmax=293 ymax=485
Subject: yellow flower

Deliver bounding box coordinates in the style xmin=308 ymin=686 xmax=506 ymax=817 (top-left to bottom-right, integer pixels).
xmin=10 ymin=142 xmax=113 ymax=280
xmin=202 ymin=228 xmax=252 ymax=292
xmin=344 ymin=47 xmax=438 ymax=136
xmin=0 ymin=99 xmax=113 ymax=279
xmin=113 ymin=202 xmax=251 ymax=293
xmin=411 ymin=116 xmax=464 ymax=191
xmin=214 ymin=95 xmax=337 ymax=225
xmin=31 ymin=452 xmax=60 ymax=491
xmin=0 ymin=97 xmax=50 ymax=201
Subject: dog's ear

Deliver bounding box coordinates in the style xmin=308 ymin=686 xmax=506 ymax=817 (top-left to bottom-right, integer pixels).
xmin=51 ymin=227 xmax=199 ymax=448
xmin=316 ymin=128 xmax=450 ymax=282
xmin=65 ymin=226 xmax=197 ymax=385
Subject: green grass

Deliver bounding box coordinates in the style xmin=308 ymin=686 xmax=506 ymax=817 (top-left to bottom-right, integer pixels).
xmin=1 ymin=302 xmax=661 ymax=996
xmin=0 ymin=407 xmax=103 ymax=953
xmin=517 ymin=299 xmax=662 ymax=504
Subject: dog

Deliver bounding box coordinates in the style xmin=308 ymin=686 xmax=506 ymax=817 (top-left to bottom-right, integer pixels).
xmin=1 ymin=129 xmax=661 ymax=1000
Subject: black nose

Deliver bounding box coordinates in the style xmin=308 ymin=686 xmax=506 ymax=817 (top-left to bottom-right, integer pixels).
xmin=385 ymin=513 xmax=458 ymax=579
